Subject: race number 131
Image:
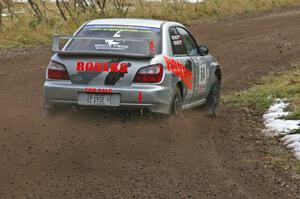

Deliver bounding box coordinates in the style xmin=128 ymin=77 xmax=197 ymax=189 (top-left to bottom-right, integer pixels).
xmin=199 ymin=64 xmax=206 ymax=84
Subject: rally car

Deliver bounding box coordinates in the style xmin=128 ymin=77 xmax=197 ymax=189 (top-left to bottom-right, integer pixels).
xmin=44 ymin=19 xmax=222 ymax=115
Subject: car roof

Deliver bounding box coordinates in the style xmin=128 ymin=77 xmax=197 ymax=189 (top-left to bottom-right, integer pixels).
xmin=87 ymin=18 xmax=167 ymax=28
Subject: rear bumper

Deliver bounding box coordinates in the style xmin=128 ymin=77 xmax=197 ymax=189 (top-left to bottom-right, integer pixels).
xmin=44 ymin=80 xmax=173 ymax=114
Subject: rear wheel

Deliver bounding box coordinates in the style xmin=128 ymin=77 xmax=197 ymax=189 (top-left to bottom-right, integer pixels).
xmin=206 ymin=74 xmax=220 ymax=117
xmin=170 ymin=86 xmax=182 ymax=115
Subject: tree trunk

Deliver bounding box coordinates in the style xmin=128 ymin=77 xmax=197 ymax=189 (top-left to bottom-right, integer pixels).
xmin=28 ymin=0 xmax=43 ymax=22
xmin=112 ymin=0 xmax=130 ymax=16
xmin=95 ymin=0 xmax=107 ymax=16
xmin=55 ymin=0 xmax=67 ymax=21
xmin=3 ymin=0 xmax=15 ymax=22
xmin=0 ymin=2 xmax=3 ymax=31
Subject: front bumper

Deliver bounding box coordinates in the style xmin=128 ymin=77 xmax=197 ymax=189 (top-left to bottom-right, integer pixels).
xmin=44 ymin=80 xmax=173 ymax=114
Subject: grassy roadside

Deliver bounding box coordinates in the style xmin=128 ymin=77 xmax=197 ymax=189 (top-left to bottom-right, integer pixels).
xmin=224 ymin=64 xmax=300 ymax=174
xmin=224 ymin=63 xmax=300 ymax=120
xmin=1 ymin=0 xmax=300 ymax=49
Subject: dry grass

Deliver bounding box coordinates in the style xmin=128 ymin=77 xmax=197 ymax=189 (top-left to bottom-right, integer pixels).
xmin=225 ymin=63 xmax=300 ymax=120
xmin=1 ymin=0 xmax=300 ymax=49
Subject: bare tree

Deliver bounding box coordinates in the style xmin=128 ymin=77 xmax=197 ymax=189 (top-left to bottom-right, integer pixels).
xmin=2 ymin=0 xmax=15 ymax=22
xmin=138 ymin=0 xmax=144 ymax=10
xmin=95 ymin=0 xmax=107 ymax=16
xmin=0 ymin=1 xmax=3 ymax=31
xmin=56 ymin=0 xmax=77 ymax=22
xmin=41 ymin=0 xmax=47 ymax=19
xmin=56 ymin=0 xmax=67 ymax=21
xmin=112 ymin=0 xmax=130 ymax=16
xmin=28 ymin=0 xmax=43 ymax=22
xmin=83 ymin=0 xmax=96 ymax=10
xmin=78 ymin=0 xmax=88 ymax=12
xmin=87 ymin=0 xmax=96 ymax=10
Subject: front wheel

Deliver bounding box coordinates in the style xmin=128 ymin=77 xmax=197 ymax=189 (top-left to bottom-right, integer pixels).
xmin=206 ymin=75 xmax=220 ymax=117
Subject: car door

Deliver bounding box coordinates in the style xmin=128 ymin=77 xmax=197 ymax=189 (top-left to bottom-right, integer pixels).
xmin=168 ymin=27 xmax=194 ymax=105
xmin=176 ymin=27 xmax=210 ymax=101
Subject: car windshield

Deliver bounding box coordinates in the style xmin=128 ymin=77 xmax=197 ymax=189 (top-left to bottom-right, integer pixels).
xmin=66 ymin=24 xmax=162 ymax=55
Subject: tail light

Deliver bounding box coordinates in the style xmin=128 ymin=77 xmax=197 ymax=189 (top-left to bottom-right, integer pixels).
xmin=133 ymin=64 xmax=163 ymax=83
xmin=47 ymin=60 xmax=70 ymax=80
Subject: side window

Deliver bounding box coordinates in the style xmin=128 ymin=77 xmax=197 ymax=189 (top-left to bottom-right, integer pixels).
xmin=176 ymin=27 xmax=199 ymax=56
xmin=169 ymin=27 xmax=186 ymax=55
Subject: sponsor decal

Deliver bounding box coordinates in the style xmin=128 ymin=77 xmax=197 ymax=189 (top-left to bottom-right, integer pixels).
xmin=173 ymin=40 xmax=183 ymax=46
xmin=163 ymin=56 xmax=193 ymax=90
xmin=138 ymin=91 xmax=143 ymax=103
xmin=199 ymin=63 xmax=207 ymax=84
xmin=196 ymin=63 xmax=208 ymax=92
xmin=104 ymin=40 xmax=120 ymax=45
xmin=94 ymin=40 xmax=129 ymax=51
xmin=105 ymin=62 xmax=132 ymax=85
xmin=171 ymin=35 xmax=180 ymax=40
xmin=85 ymin=88 xmax=112 ymax=93
xmin=76 ymin=61 xmax=129 ymax=73
xmin=113 ymin=31 xmax=121 ymax=38
xmin=71 ymin=59 xmax=129 ymax=85
xmin=86 ymin=24 xmax=161 ymax=33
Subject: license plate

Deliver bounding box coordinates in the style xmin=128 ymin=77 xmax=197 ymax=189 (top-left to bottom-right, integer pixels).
xmin=78 ymin=93 xmax=111 ymax=106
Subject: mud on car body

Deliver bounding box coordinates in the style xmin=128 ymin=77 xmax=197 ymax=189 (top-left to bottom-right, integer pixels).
xmin=44 ymin=19 xmax=222 ymax=115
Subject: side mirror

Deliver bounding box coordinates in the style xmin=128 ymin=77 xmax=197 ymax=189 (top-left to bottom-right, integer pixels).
xmin=199 ymin=45 xmax=209 ymax=56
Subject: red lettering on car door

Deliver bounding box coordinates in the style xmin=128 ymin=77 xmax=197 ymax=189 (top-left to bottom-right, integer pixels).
xmin=163 ymin=56 xmax=192 ymax=90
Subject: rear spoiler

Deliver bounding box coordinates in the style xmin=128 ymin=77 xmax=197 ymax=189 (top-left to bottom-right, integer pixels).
xmin=51 ymin=34 xmax=155 ymax=58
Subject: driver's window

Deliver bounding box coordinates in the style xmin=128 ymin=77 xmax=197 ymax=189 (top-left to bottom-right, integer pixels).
xmin=176 ymin=27 xmax=199 ymax=56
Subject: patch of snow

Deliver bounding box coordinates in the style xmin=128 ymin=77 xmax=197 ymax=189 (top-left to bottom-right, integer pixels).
xmin=263 ymin=99 xmax=300 ymax=159
xmin=263 ymin=99 xmax=300 ymax=134
xmin=280 ymin=135 xmax=300 ymax=159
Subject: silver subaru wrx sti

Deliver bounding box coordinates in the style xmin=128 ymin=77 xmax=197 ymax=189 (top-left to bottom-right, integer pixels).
xmin=44 ymin=19 xmax=222 ymax=115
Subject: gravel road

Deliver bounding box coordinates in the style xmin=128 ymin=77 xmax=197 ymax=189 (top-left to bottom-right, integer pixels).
xmin=1 ymin=9 xmax=300 ymax=199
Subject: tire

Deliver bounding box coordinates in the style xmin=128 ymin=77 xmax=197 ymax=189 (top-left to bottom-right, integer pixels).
xmin=170 ymin=86 xmax=182 ymax=115
xmin=206 ymin=74 xmax=220 ymax=117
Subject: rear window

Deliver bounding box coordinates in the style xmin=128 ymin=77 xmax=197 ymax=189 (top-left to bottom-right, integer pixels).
xmin=66 ymin=24 xmax=162 ymax=55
